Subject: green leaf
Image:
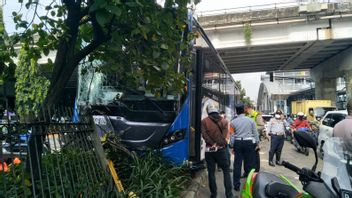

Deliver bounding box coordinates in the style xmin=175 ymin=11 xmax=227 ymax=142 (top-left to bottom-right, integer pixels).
xmin=160 ymin=44 xmax=168 ymax=50
xmin=131 ymin=28 xmax=140 ymax=36
xmin=153 ymin=66 xmax=161 ymax=71
xmin=43 ymin=48 xmax=49 ymax=56
xmin=89 ymin=0 xmax=107 ymax=12
xmin=106 ymin=6 xmax=122 ymax=16
xmin=126 ymin=2 xmax=137 ymax=7
xmin=144 ymin=17 xmax=151 ymax=24
xmin=161 ymin=62 xmax=168 ymax=70
xmin=152 ymin=51 xmax=160 ymax=58
xmin=151 ymin=34 xmax=158 ymax=41
xmin=136 ymin=0 xmax=144 ymax=7
xmin=95 ymin=11 xmax=110 ymax=26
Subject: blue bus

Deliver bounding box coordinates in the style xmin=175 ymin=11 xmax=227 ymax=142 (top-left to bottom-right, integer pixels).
xmin=76 ymin=19 xmax=239 ymax=167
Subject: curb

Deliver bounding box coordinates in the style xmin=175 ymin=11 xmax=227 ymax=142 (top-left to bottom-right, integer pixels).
xmin=181 ymin=169 xmax=208 ymax=198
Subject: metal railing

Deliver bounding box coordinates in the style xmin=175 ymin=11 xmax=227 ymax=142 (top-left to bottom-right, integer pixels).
xmin=0 ymin=107 xmax=118 ymax=197
xmin=196 ymin=0 xmax=351 ymax=17
xmin=197 ymin=1 xmax=299 ymax=17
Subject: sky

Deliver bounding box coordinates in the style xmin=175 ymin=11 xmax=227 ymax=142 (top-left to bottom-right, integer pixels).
xmin=3 ymin=1 xmax=47 ymax=34
xmin=232 ymin=73 xmax=265 ymax=103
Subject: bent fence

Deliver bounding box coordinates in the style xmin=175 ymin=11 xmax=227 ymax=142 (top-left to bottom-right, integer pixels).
xmin=0 ymin=107 xmax=118 ymax=197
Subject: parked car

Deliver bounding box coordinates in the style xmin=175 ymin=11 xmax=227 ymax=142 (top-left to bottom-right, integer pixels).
xmin=318 ymin=110 xmax=347 ymax=158
xmin=314 ymin=106 xmax=337 ymax=121
xmin=260 ymin=114 xmax=273 ymax=140
xmin=261 ymin=114 xmax=273 ymax=130
xmin=261 ymin=114 xmax=273 ymax=122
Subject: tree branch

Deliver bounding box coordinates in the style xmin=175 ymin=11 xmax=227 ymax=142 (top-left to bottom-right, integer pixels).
xmin=74 ymin=36 xmax=109 ymax=63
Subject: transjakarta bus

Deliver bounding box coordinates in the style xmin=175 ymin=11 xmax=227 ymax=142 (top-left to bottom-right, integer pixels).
xmin=76 ymin=20 xmax=239 ymax=167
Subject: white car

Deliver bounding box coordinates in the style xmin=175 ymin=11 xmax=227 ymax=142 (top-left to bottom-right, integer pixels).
xmin=318 ymin=110 xmax=347 ymax=157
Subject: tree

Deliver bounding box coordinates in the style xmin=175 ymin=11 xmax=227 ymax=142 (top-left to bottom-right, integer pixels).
xmin=235 ymin=80 xmax=252 ymax=106
xmin=15 ymin=45 xmax=50 ymax=117
xmin=0 ymin=8 xmax=16 ymax=82
xmin=1 ymin=0 xmax=196 ymax=116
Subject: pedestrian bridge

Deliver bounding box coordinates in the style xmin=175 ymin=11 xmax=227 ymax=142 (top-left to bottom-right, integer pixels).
xmin=196 ymin=1 xmax=352 ymax=74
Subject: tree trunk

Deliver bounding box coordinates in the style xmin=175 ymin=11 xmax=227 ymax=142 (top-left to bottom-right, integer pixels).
xmin=44 ymin=1 xmax=109 ymax=106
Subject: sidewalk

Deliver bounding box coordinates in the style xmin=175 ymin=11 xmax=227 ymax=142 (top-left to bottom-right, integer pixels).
xmin=184 ymin=139 xmax=321 ymax=198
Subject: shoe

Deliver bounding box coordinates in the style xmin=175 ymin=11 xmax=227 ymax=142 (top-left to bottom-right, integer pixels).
xmin=269 ymin=161 xmax=275 ymax=167
xmin=241 ymin=173 xmax=248 ymax=178
xmin=234 ymin=184 xmax=240 ymax=191
xmin=276 ymin=161 xmax=282 ymax=166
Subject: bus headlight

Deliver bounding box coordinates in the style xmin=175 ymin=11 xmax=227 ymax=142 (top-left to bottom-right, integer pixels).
xmin=170 ymin=135 xmax=176 ymax=141
xmin=160 ymin=129 xmax=186 ymax=147
xmin=163 ymin=138 xmax=169 ymax=145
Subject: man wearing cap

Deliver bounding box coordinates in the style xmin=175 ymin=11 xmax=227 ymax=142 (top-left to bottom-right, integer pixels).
xmin=201 ymin=104 xmax=233 ymax=198
xmin=267 ymin=109 xmax=288 ymax=166
xmin=230 ymin=103 xmax=259 ymax=191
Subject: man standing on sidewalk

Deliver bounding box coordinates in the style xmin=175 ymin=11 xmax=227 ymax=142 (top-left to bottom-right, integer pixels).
xmin=201 ymin=104 xmax=233 ymax=198
xmin=231 ymin=104 xmax=259 ymax=191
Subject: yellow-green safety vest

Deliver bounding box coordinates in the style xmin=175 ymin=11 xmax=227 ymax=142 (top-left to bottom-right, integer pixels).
xmin=246 ymin=111 xmax=260 ymax=128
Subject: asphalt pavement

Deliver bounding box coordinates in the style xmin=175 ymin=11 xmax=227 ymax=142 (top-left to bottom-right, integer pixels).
xmin=195 ymin=138 xmax=322 ymax=198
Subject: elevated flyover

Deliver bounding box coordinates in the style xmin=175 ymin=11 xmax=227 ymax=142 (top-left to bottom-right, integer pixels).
xmin=196 ymin=1 xmax=352 ymax=74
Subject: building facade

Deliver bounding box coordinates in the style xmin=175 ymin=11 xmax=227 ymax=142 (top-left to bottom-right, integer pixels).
xmin=257 ymin=70 xmax=313 ymax=114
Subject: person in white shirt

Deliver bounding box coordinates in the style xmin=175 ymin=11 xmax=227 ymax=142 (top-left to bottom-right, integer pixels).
xmin=267 ymin=109 xmax=288 ymax=166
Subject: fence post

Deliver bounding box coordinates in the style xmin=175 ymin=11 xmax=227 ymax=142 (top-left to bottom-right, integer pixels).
xmin=89 ymin=115 xmax=109 ymax=171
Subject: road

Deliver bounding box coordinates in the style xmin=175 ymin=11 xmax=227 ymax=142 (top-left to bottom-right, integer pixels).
xmin=196 ymin=138 xmax=322 ymax=197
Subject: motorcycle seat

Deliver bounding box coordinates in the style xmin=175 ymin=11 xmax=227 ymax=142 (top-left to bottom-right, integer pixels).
xmin=265 ymin=181 xmax=300 ymax=198
xmin=253 ymin=172 xmax=299 ymax=198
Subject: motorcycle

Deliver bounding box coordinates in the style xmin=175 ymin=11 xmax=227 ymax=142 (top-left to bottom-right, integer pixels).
xmin=292 ymin=128 xmax=310 ymax=156
xmin=285 ymin=126 xmax=293 ymax=142
xmin=241 ymin=131 xmax=352 ymax=198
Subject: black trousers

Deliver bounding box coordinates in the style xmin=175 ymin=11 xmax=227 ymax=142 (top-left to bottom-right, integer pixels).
xmin=255 ymin=150 xmax=260 ymax=172
xmin=226 ymin=144 xmax=231 ymax=167
xmin=205 ymin=148 xmax=233 ymax=198
xmin=233 ymin=140 xmax=256 ymax=187
xmin=269 ymin=135 xmax=285 ymax=162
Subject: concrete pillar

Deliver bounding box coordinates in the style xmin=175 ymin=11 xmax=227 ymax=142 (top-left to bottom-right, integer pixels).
xmin=345 ymin=71 xmax=352 ymax=101
xmin=315 ymin=77 xmax=337 ymax=105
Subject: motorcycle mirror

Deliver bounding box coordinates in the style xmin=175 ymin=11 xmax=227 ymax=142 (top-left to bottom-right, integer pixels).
xmin=294 ymin=131 xmax=319 ymax=171
xmin=294 ymin=131 xmax=317 ymax=151
xmin=332 ymin=177 xmax=341 ymax=195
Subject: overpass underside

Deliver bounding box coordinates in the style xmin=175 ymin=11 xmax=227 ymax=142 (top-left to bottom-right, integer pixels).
xmin=197 ymin=2 xmax=352 ymax=73
xmin=217 ymin=39 xmax=352 ymax=73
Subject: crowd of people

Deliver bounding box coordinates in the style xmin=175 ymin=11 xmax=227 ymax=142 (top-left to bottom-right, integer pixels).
xmin=201 ymin=98 xmax=352 ymax=198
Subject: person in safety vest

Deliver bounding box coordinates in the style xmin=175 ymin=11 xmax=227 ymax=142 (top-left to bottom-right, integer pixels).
xmin=244 ymin=103 xmax=263 ymax=172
